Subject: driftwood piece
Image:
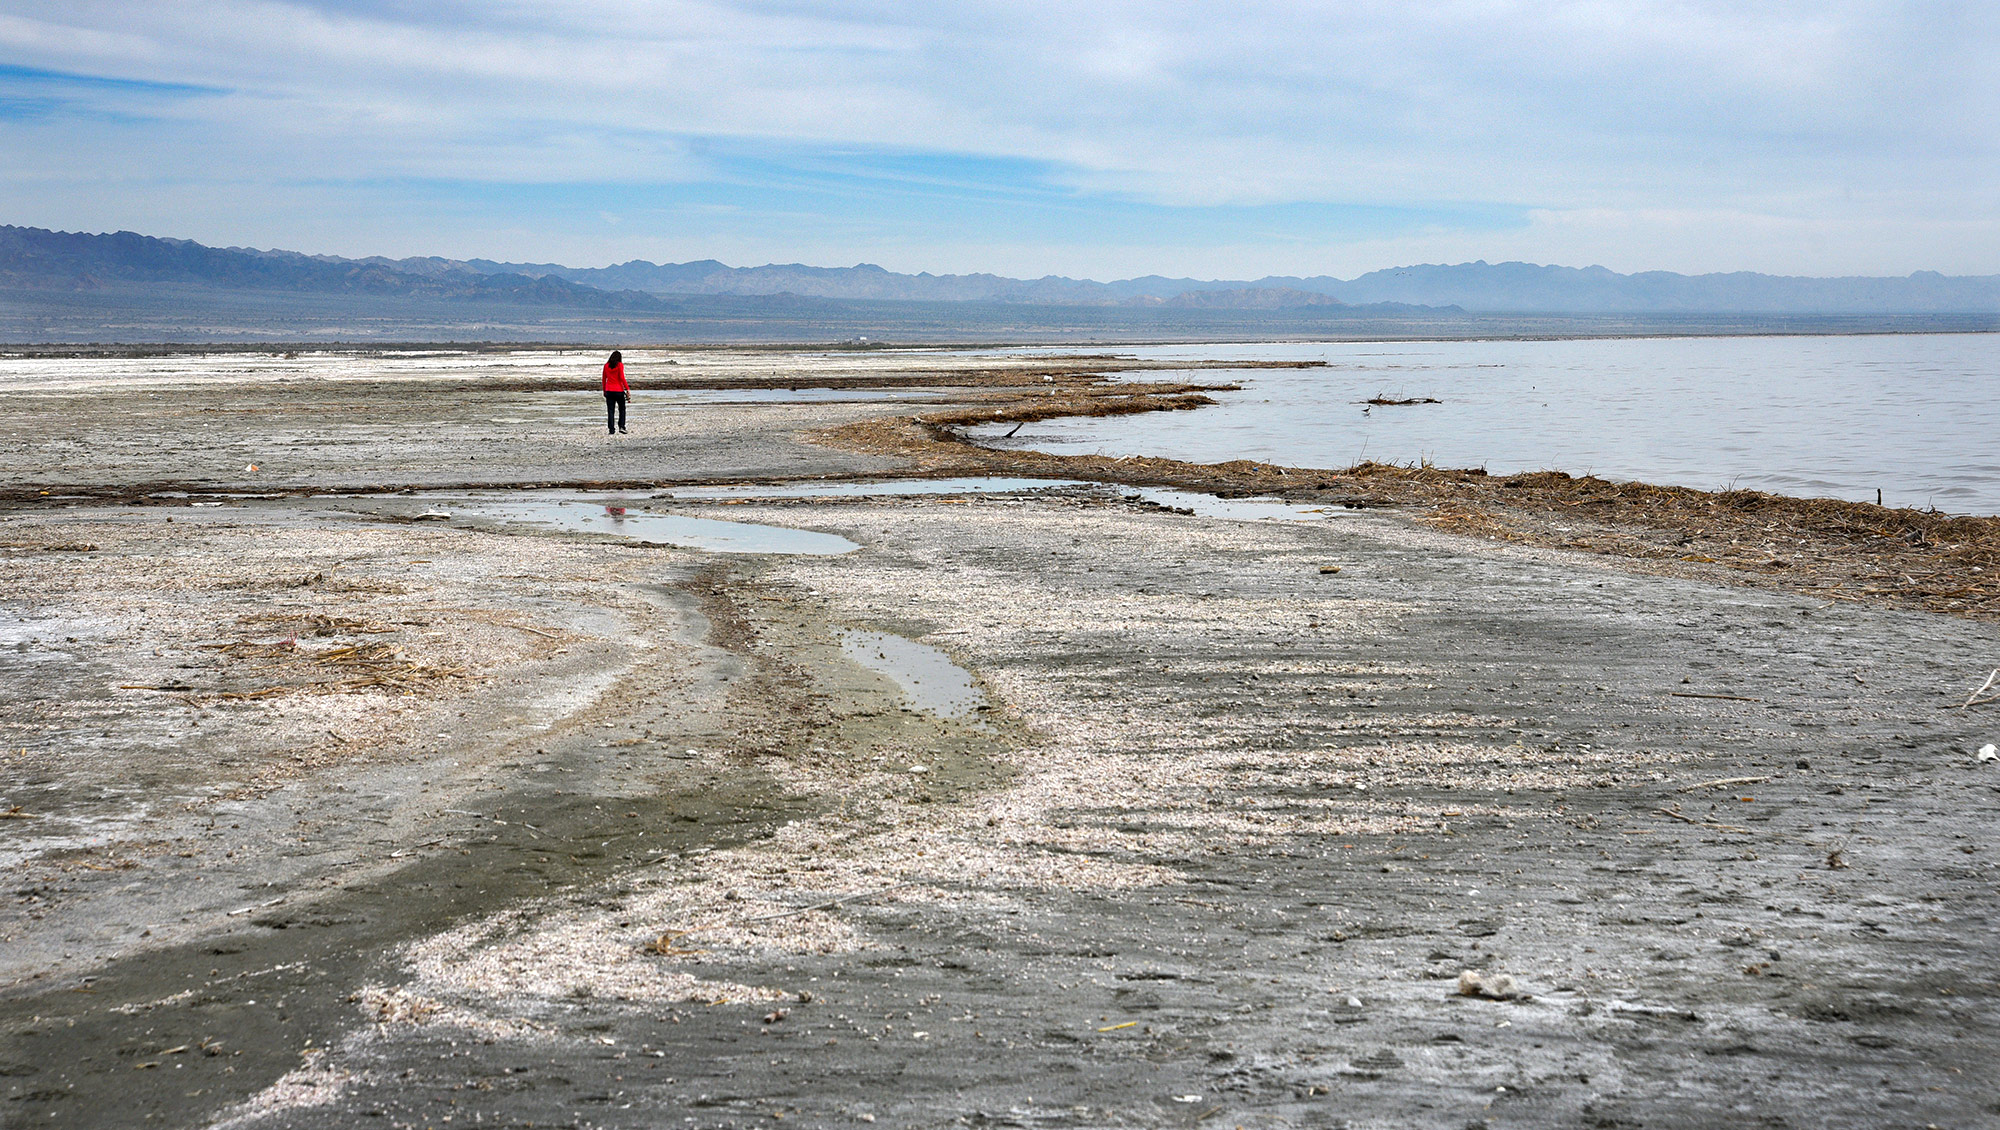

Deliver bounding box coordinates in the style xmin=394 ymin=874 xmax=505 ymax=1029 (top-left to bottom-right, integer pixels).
xmin=1960 ymin=668 xmax=2000 ymax=710
xmin=1678 ymin=775 xmax=1774 ymax=792
xmin=1655 ymin=807 xmax=1753 ymax=834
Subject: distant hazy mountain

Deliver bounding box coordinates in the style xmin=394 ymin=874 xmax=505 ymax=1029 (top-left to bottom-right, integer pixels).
xmin=461 ymin=258 xmax=1214 ymax=305
xmin=0 ymin=225 xmax=665 ymax=309
xmin=467 ymin=252 xmax=2000 ymax=314
xmin=1158 ymin=286 xmax=1347 ymax=309
xmin=2 ymin=225 xmax=1994 ymax=314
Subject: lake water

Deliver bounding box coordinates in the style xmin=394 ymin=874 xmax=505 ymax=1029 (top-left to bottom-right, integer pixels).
xmin=972 ymin=334 xmax=2000 ymax=515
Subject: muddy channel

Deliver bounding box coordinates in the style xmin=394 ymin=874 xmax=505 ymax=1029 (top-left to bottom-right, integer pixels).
xmin=3 ymin=351 xmax=1998 ymax=1130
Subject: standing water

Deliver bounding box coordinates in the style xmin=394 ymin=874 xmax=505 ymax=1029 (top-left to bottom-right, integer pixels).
xmin=974 ymin=334 xmax=2000 ymax=515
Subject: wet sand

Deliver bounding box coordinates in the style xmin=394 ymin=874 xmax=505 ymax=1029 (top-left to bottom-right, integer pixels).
xmin=4 ymin=349 xmax=1999 ymax=1129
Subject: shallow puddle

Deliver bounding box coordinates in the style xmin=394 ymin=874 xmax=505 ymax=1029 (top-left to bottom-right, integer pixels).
xmin=1128 ymin=486 xmax=1365 ymax=522
xmin=659 ymin=476 xmax=1083 ymax=500
xmin=839 ymin=629 xmax=982 ymax=718
xmin=442 ymin=499 xmax=860 ymax=555
xmin=661 ymin=475 xmax=1350 ymax=522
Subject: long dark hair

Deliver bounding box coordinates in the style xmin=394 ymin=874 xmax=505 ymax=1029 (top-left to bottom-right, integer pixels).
xmin=607 ymin=350 xmax=622 ymax=367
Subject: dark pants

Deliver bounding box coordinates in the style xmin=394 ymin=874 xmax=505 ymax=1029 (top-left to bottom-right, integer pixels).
xmin=604 ymin=391 xmax=627 ymax=433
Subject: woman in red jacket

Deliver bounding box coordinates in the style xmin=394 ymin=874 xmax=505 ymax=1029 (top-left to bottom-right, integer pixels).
xmin=601 ymin=349 xmax=629 ymax=435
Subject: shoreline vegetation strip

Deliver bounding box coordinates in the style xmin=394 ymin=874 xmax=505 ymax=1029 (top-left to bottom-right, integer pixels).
xmin=811 ymin=377 xmax=2000 ymax=623
xmin=4 ymin=359 xmax=1994 ymax=622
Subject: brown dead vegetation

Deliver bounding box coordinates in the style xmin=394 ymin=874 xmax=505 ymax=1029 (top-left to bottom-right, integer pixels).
xmin=238 ymin=611 xmax=400 ymax=636
xmin=817 ymin=387 xmax=2000 ymax=622
xmin=926 ymin=383 xmax=1229 ymax=428
xmin=157 ymin=634 xmax=472 ymax=701
xmin=1365 ymin=463 xmax=2000 ymax=618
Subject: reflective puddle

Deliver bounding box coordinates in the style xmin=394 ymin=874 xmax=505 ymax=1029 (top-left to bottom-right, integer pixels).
xmin=839 ymin=629 xmax=982 ymax=718
xmin=659 ymin=477 xmax=1083 ymax=500
xmin=661 ymin=476 xmax=1352 ymax=522
xmin=1128 ymin=486 xmax=1366 ymax=522
xmin=442 ymin=499 xmax=860 ymax=555
xmin=336 ymin=476 xmax=1342 ymax=556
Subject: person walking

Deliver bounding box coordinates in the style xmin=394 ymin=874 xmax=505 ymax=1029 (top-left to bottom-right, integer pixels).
xmin=601 ymin=349 xmax=629 ymax=435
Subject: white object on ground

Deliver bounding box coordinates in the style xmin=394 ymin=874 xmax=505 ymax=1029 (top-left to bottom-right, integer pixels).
xmin=1978 ymin=743 xmax=1997 ymax=763
xmin=1457 ymin=970 xmax=1521 ymax=1000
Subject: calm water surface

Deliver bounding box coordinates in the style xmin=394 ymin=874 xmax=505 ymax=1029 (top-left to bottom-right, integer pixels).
xmin=976 ymin=334 xmax=1999 ymax=514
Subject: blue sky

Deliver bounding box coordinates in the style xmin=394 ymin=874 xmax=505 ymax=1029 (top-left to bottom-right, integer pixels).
xmin=0 ymin=2 xmax=1994 ymax=279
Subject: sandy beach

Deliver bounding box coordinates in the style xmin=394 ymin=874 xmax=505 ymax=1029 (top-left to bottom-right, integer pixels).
xmin=4 ymin=347 xmax=1998 ymax=1129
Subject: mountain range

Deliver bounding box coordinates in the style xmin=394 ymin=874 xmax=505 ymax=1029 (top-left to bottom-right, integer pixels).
xmin=3 ymin=224 xmax=1996 ymax=315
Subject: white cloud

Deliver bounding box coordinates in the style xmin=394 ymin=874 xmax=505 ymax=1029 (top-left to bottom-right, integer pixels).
xmin=0 ymin=0 xmax=1993 ymax=274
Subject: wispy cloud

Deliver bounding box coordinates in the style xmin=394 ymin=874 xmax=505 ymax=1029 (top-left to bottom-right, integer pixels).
xmin=0 ymin=60 xmax=224 ymax=121
xmin=0 ymin=1 xmax=1992 ymax=276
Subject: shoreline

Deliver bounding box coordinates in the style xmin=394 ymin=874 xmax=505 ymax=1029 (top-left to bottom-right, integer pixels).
xmin=811 ymin=381 xmax=2000 ymax=621
xmin=2 ymin=322 xmax=1994 ymax=357
xmin=6 ymin=348 xmax=2000 ymax=1127
xmin=6 ymin=358 xmax=1990 ymax=620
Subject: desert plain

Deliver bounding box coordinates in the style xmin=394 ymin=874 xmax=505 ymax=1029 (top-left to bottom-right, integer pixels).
xmin=2 ymin=346 xmax=1997 ymax=1129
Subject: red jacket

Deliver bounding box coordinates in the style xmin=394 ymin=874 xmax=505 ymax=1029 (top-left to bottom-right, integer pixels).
xmin=601 ymin=361 xmax=628 ymax=393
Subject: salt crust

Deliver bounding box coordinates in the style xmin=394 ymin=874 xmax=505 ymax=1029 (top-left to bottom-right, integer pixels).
xmin=392 ymin=786 xmax=1180 ymax=1026
xmin=404 ymin=903 xmax=794 ymax=1010
xmin=368 ymin=500 xmax=1684 ymax=1041
xmin=0 ymin=515 xmax=664 ymax=805
xmin=201 ymin=1049 xmax=355 ymax=1130
xmin=356 ymin=985 xmax=551 ymax=1039
xmin=0 ymin=344 xmax=1106 ymax=394
xmin=770 ymin=502 xmax=1686 ymax=856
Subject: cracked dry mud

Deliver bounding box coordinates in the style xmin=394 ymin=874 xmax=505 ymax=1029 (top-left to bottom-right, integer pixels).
xmin=3 ymin=351 xmax=1999 ymax=1130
